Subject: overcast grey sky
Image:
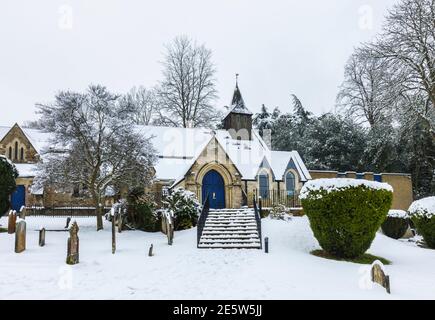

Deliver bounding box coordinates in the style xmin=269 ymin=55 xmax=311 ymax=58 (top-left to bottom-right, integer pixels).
xmin=0 ymin=0 xmax=399 ymax=126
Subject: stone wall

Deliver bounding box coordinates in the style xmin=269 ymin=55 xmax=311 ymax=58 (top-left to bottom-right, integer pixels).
xmin=308 ymin=170 xmax=413 ymax=210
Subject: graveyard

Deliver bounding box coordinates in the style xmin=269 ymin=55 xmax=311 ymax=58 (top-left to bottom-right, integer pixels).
xmin=1 ymin=214 xmax=435 ymax=300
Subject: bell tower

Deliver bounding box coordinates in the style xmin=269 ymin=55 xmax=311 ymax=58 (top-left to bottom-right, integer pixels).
xmin=223 ymin=77 xmax=253 ymax=140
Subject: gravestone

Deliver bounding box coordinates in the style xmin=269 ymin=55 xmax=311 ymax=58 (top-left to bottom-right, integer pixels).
xmin=118 ymin=208 xmax=123 ymax=233
xmin=66 ymin=222 xmax=79 ymax=265
xmin=8 ymin=210 xmax=16 ymax=234
xmin=166 ymin=216 xmax=174 ymax=246
xmin=371 ymin=262 xmax=391 ymax=294
xmin=264 ymin=237 xmax=269 ymax=253
xmin=19 ymin=206 xmax=26 ymax=219
xmin=39 ymin=228 xmax=46 ymax=247
xmin=112 ymin=210 xmax=116 ymax=254
xmin=148 ymin=244 xmax=153 ymax=257
xmin=14 ymin=219 xmax=26 ymax=253
xmin=64 ymin=217 xmax=71 ymax=229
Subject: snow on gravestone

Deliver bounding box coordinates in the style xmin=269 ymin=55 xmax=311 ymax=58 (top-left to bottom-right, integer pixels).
xmin=19 ymin=206 xmax=26 ymax=219
xmin=8 ymin=210 xmax=16 ymax=234
xmin=14 ymin=219 xmax=26 ymax=253
xmin=66 ymin=222 xmax=79 ymax=265
xmin=371 ymin=261 xmax=390 ymax=294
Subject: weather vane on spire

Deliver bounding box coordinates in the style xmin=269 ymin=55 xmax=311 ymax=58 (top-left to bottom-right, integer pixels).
xmin=236 ymin=73 xmax=239 ymax=86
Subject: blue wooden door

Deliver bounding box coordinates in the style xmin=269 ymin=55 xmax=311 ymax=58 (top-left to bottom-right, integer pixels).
xmin=202 ymin=170 xmax=225 ymax=209
xmin=11 ymin=185 xmax=25 ymax=211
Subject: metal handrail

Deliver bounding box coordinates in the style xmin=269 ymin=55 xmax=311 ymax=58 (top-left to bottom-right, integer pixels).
xmin=253 ymin=195 xmax=263 ymax=249
xmin=197 ymin=193 xmax=210 ymax=247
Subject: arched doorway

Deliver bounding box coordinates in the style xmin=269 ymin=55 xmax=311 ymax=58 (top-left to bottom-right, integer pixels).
xmin=202 ymin=170 xmax=225 ymax=209
xmin=11 ymin=185 xmax=25 ymax=211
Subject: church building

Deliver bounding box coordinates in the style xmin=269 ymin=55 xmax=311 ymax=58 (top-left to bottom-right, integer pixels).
xmin=0 ymin=84 xmax=311 ymax=210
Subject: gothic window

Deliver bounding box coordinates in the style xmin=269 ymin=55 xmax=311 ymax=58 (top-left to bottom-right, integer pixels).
xmin=20 ymin=147 xmax=24 ymax=160
xmin=8 ymin=146 xmax=12 ymax=159
xmin=258 ymin=172 xmax=269 ymax=199
xmin=14 ymin=142 xmax=18 ymax=160
xmin=286 ymin=171 xmax=296 ymax=196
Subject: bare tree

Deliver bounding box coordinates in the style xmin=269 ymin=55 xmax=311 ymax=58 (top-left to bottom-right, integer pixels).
xmin=122 ymin=86 xmax=158 ymax=125
xmin=157 ymin=36 xmax=220 ymax=128
xmin=337 ymin=48 xmax=397 ymax=127
xmin=34 ymin=85 xmax=156 ymax=230
xmin=368 ymin=0 xmax=435 ymax=133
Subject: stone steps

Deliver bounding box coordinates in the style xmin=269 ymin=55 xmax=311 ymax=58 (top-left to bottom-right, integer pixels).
xmin=199 ymin=208 xmax=261 ymax=249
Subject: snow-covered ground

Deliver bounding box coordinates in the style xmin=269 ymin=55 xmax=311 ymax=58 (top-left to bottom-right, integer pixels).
xmin=1 ymin=216 xmax=435 ymax=300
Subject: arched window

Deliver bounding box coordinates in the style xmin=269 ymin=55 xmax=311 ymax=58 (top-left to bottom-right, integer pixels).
xmin=14 ymin=142 xmax=18 ymax=160
xmin=8 ymin=146 xmax=12 ymax=159
xmin=20 ymin=147 xmax=24 ymax=160
xmin=258 ymin=172 xmax=269 ymax=199
xmin=286 ymin=171 xmax=296 ymax=196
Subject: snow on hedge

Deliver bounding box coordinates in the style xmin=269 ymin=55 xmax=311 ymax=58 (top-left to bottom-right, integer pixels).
xmin=408 ymin=197 xmax=435 ymax=219
xmin=300 ymin=178 xmax=393 ymax=200
xmin=387 ymin=210 xmax=408 ymax=219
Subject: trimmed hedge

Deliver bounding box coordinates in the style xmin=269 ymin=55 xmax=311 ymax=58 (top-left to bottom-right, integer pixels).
xmin=409 ymin=197 xmax=435 ymax=249
xmin=302 ymin=183 xmax=393 ymax=259
xmin=381 ymin=217 xmax=409 ymax=239
xmin=411 ymin=217 xmax=435 ymax=248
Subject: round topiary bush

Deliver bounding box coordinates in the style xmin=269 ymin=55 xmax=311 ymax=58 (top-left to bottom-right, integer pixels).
xmin=381 ymin=210 xmax=409 ymax=239
xmin=409 ymin=197 xmax=435 ymax=249
xmin=300 ymin=178 xmax=393 ymax=259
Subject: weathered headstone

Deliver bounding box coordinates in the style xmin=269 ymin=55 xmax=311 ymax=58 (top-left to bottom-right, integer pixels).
xmin=371 ymin=261 xmax=390 ymax=294
xmin=39 ymin=228 xmax=46 ymax=247
xmin=148 ymin=244 xmax=153 ymax=257
xmin=64 ymin=217 xmax=71 ymax=229
xmin=14 ymin=219 xmax=26 ymax=253
xmin=265 ymin=237 xmax=269 ymax=253
xmin=112 ymin=209 xmax=116 ymax=254
xmin=118 ymin=208 xmax=123 ymax=233
xmin=161 ymin=214 xmax=168 ymax=235
xmin=166 ymin=214 xmax=174 ymax=246
xmin=8 ymin=210 xmax=16 ymax=234
xmin=19 ymin=206 xmax=26 ymax=219
xmin=66 ymin=221 xmax=79 ymax=265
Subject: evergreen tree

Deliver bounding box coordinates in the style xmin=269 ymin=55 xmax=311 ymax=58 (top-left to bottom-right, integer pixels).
xmin=0 ymin=156 xmax=18 ymax=216
xmin=253 ymin=104 xmax=273 ymax=137
xmin=304 ymin=114 xmax=366 ymax=171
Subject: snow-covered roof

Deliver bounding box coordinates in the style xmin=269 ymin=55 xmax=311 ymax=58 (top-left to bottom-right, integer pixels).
xmin=138 ymin=125 xmax=310 ymax=183
xmin=0 ymin=125 xmax=53 ymax=154
xmin=21 ymin=128 xmax=52 ymax=153
xmin=223 ymin=85 xmax=253 ymax=119
xmin=15 ymin=163 xmax=38 ymax=178
xmin=1 ymin=123 xmax=311 ymax=183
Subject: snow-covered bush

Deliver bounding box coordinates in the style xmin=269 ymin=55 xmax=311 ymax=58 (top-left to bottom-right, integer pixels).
xmin=269 ymin=204 xmax=292 ymax=221
xmin=129 ymin=200 xmax=159 ymax=232
xmin=381 ymin=210 xmax=409 ymax=239
xmin=0 ymin=156 xmax=18 ymax=216
xmin=163 ymin=188 xmax=201 ymax=231
xmin=301 ymin=178 xmax=393 ymax=259
xmin=409 ymin=197 xmax=435 ymax=248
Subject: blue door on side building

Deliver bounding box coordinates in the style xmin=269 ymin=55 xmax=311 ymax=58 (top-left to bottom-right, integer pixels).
xmin=202 ymin=170 xmax=225 ymax=209
xmin=11 ymin=185 xmax=25 ymax=211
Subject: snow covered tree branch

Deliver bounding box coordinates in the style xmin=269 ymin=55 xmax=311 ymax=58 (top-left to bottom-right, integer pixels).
xmin=34 ymin=85 xmax=157 ymax=230
xmin=156 ymin=36 xmax=221 ymax=128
